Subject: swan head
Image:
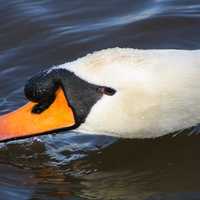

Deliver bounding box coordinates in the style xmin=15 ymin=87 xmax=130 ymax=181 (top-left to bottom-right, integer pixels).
xmin=1 ymin=48 xmax=200 ymax=141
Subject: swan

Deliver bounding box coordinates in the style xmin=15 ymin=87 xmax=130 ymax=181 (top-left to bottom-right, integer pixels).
xmin=0 ymin=47 xmax=200 ymax=141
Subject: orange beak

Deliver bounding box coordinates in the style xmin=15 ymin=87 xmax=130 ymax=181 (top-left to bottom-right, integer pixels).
xmin=0 ymin=88 xmax=75 ymax=142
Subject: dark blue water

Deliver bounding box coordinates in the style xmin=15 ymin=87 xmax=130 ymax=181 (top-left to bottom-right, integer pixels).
xmin=1 ymin=1 xmax=200 ymax=199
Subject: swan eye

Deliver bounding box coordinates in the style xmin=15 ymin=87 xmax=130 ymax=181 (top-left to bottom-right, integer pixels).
xmin=97 ymin=87 xmax=116 ymax=96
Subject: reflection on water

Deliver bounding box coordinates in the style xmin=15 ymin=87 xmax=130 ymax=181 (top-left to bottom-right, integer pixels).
xmin=1 ymin=134 xmax=200 ymax=199
xmin=1 ymin=0 xmax=200 ymax=199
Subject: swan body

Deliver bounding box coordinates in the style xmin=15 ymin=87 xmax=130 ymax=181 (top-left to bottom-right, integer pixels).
xmin=54 ymin=48 xmax=200 ymax=138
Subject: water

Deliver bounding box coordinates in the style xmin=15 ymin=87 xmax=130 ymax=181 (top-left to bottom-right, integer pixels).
xmin=0 ymin=0 xmax=200 ymax=199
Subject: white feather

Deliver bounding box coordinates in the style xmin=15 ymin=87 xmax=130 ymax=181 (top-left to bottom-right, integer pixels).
xmin=55 ymin=48 xmax=200 ymax=138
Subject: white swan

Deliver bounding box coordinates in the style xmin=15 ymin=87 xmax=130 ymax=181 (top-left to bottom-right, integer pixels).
xmin=1 ymin=48 xmax=200 ymax=141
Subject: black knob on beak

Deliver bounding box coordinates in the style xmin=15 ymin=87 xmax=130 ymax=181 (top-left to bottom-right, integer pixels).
xmin=24 ymin=70 xmax=59 ymax=114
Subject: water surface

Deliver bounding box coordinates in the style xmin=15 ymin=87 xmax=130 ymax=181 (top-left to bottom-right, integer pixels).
xmin=1 ymin=0 xmax=200 ymax=199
